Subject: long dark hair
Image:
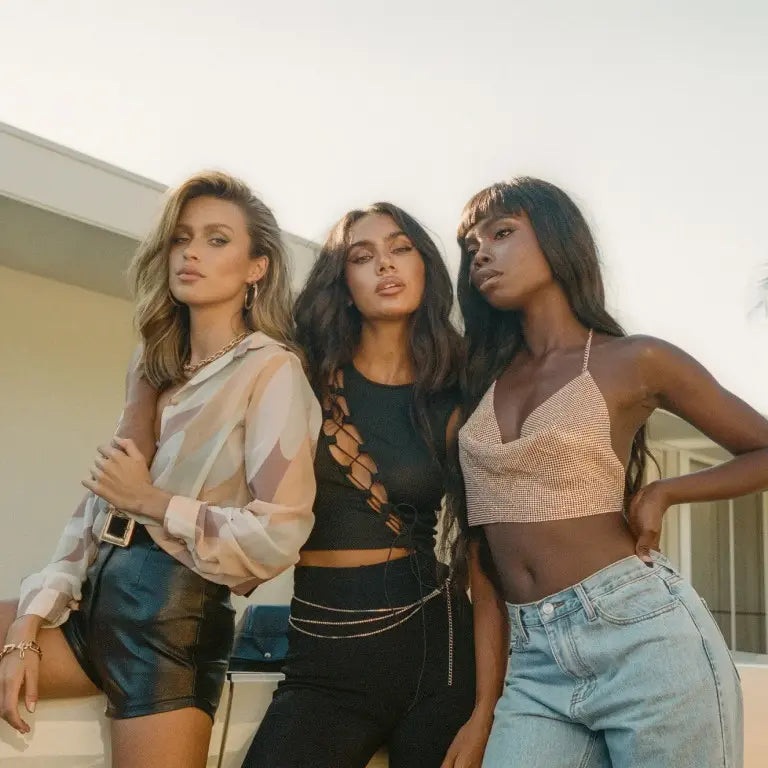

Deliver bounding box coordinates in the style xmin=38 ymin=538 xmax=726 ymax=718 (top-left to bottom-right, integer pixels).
xmin=445 ymin=177 xmax=653 ymax=584
xmin=294 ymin=202 xmax=463 ymax=451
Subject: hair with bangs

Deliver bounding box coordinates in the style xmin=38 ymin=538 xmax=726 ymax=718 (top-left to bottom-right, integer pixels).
xmin=445 ymin=177 xmax=653 ymax=585
xmin=293 ymin=202 xmax=463 ymax=451
xmin=456 ymin=177 xmax=619 ymax=408
xmin=128 ymin=171 xmax=296 ymax=389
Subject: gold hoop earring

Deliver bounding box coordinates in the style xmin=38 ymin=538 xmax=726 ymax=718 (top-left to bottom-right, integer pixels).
xmin=244 ymin=283 xmax=258 ymax=310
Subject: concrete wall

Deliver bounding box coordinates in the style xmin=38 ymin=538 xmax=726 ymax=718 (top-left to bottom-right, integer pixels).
xmin=0 ymin=266 xmax=135 ymax=599
xmin=740 ymin=661 xmax=768 ymax=767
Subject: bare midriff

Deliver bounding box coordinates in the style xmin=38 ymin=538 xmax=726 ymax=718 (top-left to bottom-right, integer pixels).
xmin=485 ymin=511 xmax=637 ymax=604
xmin=297 ymin=547 xmax=413 ymax=568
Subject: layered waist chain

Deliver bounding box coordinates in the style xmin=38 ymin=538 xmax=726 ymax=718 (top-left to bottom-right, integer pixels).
xmin=289 ymin=578 xmax=454 ymax=686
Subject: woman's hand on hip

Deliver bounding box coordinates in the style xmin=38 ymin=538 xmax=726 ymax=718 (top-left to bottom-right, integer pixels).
xmin=627 ymin=480 xmax=671 ymax=564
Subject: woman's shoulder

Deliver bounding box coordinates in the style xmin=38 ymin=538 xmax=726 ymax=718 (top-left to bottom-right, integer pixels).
xmin=592 ymin=333 xmax=679 ymax=365
xmin=591 ymin=333 xmax=703 ymax=394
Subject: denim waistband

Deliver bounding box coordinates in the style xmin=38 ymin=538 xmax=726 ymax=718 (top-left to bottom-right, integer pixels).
xmin=506 ymin=551 xmax=680 ymax=629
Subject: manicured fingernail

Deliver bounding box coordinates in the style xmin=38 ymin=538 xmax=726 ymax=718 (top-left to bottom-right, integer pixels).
xmin=645 ymin=560 xmax=654 ymax=568
xmin=28 ymin=701 xmax=36 ymax=713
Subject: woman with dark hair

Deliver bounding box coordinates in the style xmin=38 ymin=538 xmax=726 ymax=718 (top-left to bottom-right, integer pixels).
xmin=243 ymin=203 xmax=504 ymax=767
xmin=452 ymin=176 xmax=768 ymax=767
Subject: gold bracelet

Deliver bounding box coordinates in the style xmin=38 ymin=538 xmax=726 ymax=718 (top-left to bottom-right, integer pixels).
xmin=0 ymin=641 xmax=43 ymax=663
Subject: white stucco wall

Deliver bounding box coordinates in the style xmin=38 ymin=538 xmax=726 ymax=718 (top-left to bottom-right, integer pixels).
xmin=0 ymin=266 xmax=135 ymax=598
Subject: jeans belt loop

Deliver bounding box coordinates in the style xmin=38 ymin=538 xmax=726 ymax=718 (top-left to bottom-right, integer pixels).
xmin=574 ymin=583 xmax=597 ymax=622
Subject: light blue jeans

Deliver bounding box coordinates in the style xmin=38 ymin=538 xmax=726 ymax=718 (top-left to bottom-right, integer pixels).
xmin=483 ymin=552 xmax=743 ymax=767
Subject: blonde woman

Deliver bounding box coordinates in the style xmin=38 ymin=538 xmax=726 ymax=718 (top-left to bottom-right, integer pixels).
xmin=0 ymin=172 xmax=321 ymax=767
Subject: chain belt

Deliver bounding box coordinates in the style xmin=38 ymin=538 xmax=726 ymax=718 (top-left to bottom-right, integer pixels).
xmin=288 ymin=578 xmax=454 ymax=685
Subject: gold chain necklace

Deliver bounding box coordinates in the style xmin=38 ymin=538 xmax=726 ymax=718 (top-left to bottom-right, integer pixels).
xmin=183 ymin=332 xmax=249 ymax=377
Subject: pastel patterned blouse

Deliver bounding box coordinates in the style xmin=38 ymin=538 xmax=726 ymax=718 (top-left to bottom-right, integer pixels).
xmin=18 ymin=332 xmax=321 ymax=627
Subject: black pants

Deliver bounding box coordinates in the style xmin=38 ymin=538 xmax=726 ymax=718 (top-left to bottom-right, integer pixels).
xmin=243 ymin=554 xmax=476 ymax=768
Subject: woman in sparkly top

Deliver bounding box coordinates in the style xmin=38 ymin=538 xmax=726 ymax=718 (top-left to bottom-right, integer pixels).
xmin=452 ymin=176 xmax=768 ymax=767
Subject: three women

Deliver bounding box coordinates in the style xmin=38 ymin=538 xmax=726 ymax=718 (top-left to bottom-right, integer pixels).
xmin=3 ymin=171 xmax=767 ymax=768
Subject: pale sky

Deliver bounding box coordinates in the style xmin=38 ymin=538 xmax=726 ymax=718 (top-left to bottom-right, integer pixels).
xmin=2 ymin=0 xmax=767 ymax=413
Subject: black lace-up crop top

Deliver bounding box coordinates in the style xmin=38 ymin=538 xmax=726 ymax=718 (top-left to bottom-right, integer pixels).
xmin=302 ymin=364 xmax=457 ymax=553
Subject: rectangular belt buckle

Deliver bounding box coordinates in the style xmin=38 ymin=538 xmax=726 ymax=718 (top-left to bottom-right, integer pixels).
xmin=100 ymin=506 xmax=135 ymax=547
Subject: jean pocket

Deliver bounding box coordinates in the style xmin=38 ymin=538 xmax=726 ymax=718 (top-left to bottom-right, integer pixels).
xmin=507 ymin=622 xmax=530 ymax=654
xmin=593 ymin=571 xmax=679 ymax=625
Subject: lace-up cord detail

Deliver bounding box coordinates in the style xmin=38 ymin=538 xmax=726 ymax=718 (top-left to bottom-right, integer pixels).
xmin=321 ymin=370 xmax=403 ymax=534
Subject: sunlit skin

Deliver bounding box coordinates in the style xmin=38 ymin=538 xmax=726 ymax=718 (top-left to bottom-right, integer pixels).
xmin=169 ymin=196 xmax=267 ymax=359
xmin=467 ymin=213 xmax=554 ymax=311
xmin=299 ymin=213 xmax=426 ymax=568
xmin=344 ymin=212 xmax=426 ymax=323
xmin=464 ymin=212 xmax=768 ymax=604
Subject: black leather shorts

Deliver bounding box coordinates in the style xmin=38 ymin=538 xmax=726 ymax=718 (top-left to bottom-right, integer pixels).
xmin=61 ymin=524 xmax=235 ymax=720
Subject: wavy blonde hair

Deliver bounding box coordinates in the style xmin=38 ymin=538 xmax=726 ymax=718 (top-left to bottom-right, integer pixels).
xmin=129 ymin=171 xmax=295 ymax=388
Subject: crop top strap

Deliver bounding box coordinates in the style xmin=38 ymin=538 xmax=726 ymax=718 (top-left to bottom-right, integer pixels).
xmin=582 ymin=329 xmax=594 ymax=373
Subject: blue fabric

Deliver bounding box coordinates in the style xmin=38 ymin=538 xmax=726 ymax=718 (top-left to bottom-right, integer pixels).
xmin=483 ymin=552 xmax=744 ymax=767
xmin=229 ymin=604 xmax=290 ymax=671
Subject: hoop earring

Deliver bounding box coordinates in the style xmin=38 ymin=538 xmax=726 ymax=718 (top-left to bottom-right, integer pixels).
xmin=244 ymin=283 xmax=258 ymax=311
